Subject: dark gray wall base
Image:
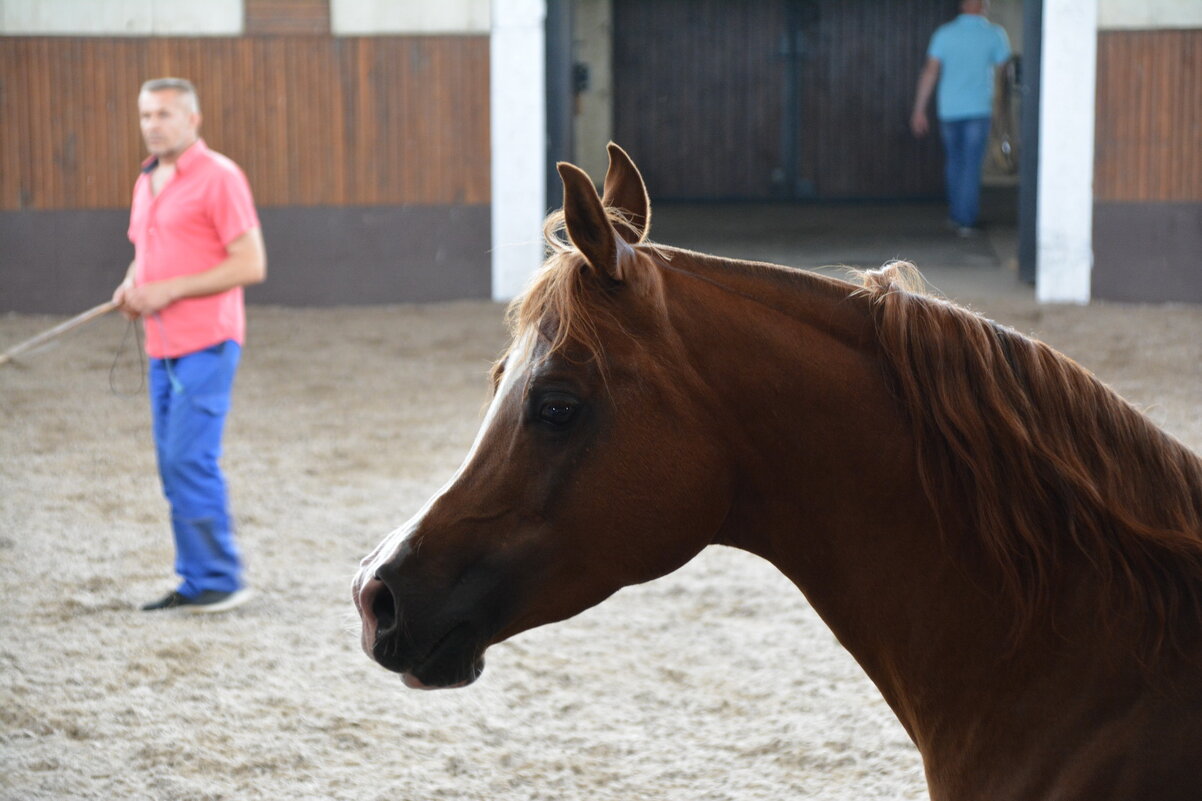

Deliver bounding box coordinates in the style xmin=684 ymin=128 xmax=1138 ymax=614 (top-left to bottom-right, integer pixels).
xmin=251 ymin=205 xmax=491 ymax=306
xmin=0 ymin=209 xmax=132 ymax=314
xmin=1 ymin=204 xmax=491 ymax=313
xmin=1092 ymin=202 xmax=1202 ymax=304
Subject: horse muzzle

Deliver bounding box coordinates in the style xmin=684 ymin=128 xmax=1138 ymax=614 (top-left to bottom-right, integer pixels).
xmin=352 ymin=565 xmax=486 ymax=690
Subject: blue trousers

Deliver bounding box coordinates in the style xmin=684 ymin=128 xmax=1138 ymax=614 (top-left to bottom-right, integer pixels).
xmin=149 ymin=341 xmax=244 ymax=597
xmin=939 ymin=116 xmax=992 ymax=228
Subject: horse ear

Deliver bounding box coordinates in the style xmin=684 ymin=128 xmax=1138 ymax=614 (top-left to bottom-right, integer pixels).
xmin=558 ymin=161 xmax=631 ymax=282
xmin=601 ymin=142 xmax=651 ymax=244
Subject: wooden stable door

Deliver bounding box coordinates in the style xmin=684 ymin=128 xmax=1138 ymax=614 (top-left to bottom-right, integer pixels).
xmin=613 ymin=0 xmax=947 ymax=201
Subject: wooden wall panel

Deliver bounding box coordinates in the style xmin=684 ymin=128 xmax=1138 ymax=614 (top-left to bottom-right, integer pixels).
xmin=0 ymin=35 xmax=490 ymax=211
xmin=1095 ymin=30 xmax=1202 ymax=203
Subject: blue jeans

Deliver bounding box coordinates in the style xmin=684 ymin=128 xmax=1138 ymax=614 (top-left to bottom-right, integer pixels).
xmin=149 ymin=341 xmax=243 ymax=597
xmin=939 ymin=116 xmax=992 ymax=228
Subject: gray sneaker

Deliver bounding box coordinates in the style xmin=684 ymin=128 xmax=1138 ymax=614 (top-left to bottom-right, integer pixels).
xmin=141 ymin=588 xmax=253 ymax=614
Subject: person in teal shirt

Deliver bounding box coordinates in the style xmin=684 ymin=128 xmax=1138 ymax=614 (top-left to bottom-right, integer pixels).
xmin=910 ymin=0 xmax=1011 ymax=235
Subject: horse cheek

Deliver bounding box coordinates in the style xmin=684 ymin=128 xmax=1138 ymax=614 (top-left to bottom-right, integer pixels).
xmin=611 ymin=427 xmax=731 ymax=583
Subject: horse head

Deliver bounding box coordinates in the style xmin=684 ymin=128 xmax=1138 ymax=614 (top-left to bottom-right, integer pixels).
xmin=352 ymin=144 xmax=734 ymax=689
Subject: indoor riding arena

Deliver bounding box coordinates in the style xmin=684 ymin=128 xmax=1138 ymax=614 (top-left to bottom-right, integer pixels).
xmin=3 ymin=2 xmax=1200 ymax=800
xmin=3 ymin=229 xmax=1201 ymax=800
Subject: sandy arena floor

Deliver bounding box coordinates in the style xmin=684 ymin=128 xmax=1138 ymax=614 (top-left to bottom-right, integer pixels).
xmin=2 ymin=272 xmax=1200 ymax=800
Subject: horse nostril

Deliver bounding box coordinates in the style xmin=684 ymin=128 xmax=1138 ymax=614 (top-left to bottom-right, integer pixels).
xmin=372 ymin=578 xmax=397 ymax=632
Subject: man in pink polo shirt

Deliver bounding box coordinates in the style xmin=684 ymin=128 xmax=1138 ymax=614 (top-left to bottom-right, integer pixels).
xmin=112 ymin=77 xmax=266 ymax=613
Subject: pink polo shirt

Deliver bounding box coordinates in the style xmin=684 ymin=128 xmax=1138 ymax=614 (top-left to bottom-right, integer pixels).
xmin=128 ymin=139 xmax=260 ymax=358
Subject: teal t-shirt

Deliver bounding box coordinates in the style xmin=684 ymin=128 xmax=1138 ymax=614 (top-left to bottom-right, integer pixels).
xmin=928 ymin=14 xmax=1012 ymax=121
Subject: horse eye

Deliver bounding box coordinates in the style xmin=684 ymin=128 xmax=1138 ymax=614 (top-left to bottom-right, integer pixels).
xmin=538 ymin=400 xmax=577 ymax=426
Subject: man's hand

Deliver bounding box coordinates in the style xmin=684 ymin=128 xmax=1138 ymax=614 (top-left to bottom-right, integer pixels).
xmin=120 ymin=281 xmax=179 ymax=317
xmin=910 ymin=109 xmax=930 ymax=138
xmin=113 ymin=278 xmax=178 ymax=319
xmin=112 ymin=277 xmax=138 ymax=320
xmin=910 ymin=57 xmax=940 ymax=139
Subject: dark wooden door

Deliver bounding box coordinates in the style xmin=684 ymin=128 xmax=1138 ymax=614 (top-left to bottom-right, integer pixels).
xmin=612 ymin=0 xmax=790 ymax=199
xmin=613 ymin=0 xmax=948 ymax=200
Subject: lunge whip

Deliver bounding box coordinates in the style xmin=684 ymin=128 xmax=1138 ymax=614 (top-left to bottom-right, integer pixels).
xmin=0 ymin=300 xmax=119 ymax=367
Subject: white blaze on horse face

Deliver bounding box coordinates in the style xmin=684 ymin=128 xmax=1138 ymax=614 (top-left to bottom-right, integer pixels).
xmin=359 ymin=330 xmax=538 ymax=579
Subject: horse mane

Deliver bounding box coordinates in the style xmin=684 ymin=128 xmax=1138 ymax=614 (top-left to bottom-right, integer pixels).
xmin=857 ymin=262 xmax=1202 ymax=654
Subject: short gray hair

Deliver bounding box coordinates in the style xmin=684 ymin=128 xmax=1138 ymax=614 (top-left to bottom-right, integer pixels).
xmin=140 ymin=77 xmax=200 ymax=113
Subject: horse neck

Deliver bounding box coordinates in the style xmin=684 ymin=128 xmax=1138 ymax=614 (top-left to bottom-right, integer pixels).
xmin=652 ymin=251 xmax=1176 ymax=794
xmin=653 ymin=250 xmax=993 ymax=639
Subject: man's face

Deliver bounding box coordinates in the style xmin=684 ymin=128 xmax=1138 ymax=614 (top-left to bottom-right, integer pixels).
xmin=138 ymin=89 xmax=199 ymax=160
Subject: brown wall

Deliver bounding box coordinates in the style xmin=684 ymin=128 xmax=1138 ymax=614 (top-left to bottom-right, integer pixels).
xmin=0 ymin=34 xmax=491 ymax=311
xmin=1093 ymin=29 xmax=1202 ymax=303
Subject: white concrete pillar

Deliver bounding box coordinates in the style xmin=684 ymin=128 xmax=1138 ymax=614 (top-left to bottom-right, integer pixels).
xmin=490 ymin=0 xmax=547 ymax=302
xmin=1036 ymin=0 xmax=1097 ymax=304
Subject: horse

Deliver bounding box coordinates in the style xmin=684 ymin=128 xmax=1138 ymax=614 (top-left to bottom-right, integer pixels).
xmin=353 ymin=144 xmax=1202 ymax=800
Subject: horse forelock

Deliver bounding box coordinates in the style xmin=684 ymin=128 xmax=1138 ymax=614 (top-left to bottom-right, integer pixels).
xmin=859 ymin=262 xmax=1202 ymax=656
